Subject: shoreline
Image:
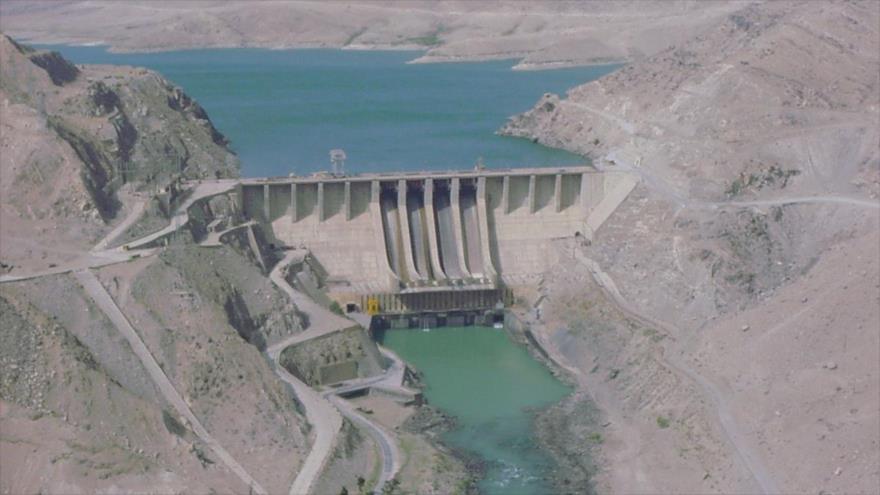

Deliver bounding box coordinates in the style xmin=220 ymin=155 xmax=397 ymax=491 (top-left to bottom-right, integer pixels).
xmin=17 ymin=36 xmax=627 ymax=71
xmin=388 ymin=322 xmax=579 ymax=494
xmin=397 ymin=368 xmax=483 ymax=493
xmin=503 ymin=310 xmax=602 ymax=494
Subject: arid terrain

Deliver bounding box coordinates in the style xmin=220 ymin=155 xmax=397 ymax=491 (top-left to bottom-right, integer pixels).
xmin=0 ymin=0 xmax=748 ymax=69
xmin=0 ymin=31 xmax=468 ymax=494
xmin=0 ymin=32 xmax=309 ymax=494
xmin=502 ymin=1 xmax=880 ymax=493
xmin=1 ymin=1 xmax=879 ymax=495
xmin=0 ymin=31 xmax=238 ymax=274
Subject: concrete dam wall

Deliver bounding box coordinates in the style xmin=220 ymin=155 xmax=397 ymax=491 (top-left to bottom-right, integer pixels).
xmin=236 ymin=166 xmax=636 ymax=300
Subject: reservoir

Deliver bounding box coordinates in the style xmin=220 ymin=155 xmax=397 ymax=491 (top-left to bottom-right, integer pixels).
xmin=39 ymin=45 xmax=618 ymax=176
xmin=380 ymin=326 xmax=571 ymax=494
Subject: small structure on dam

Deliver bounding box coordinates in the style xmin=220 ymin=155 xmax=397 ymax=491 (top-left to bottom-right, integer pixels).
xmin=234 ymin=165 xmax=636 ymax=315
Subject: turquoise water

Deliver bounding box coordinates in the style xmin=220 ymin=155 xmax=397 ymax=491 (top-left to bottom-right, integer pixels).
xmin=39 ymin=45 xmax=619 ymax=177
xmin=380 ymin=326 xmax=571 ymax=494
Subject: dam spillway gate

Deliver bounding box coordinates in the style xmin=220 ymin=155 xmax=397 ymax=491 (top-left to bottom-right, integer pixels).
xmin=360 ymin=288 xmax=515 ymax=329
xmin=235 ymin=166 xmax=637 ymax=313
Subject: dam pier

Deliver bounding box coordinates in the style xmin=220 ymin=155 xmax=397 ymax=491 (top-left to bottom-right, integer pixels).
xmin=231 ymin=165 xmax=636 ymax=321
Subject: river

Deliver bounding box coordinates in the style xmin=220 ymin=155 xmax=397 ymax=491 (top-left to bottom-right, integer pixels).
xmin=380 ymin=326 xmax=571 ymax=494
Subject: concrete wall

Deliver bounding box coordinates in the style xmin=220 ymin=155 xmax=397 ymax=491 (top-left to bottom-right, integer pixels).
xmin=279 ymin=326 xmax=383 ymax=386
xmin=260 ymin=181 xmax=391 ymax=293
xmin=488 ymin=173 xmax=589 ymax=285
xmin=238 ymin=167 xmax=636 ymax=295
xmin=560 ymin=173 xmax=580 ymax=210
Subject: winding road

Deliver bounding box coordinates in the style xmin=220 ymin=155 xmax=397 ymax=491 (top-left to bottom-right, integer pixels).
xmin=1 ymin=180 xmax=236 ymax=284
xmin=266 ymin=250 xmax=402 ymax=494
xmin=5 ymin=179 xmax=402 ymax=495
xmin=326 ymin=393 xmax=402 ymax=492
xmin=267 ymin=353 xmax=342 ymax=495
xmin=266 ymin=251 xmax=358 ymax=355
xmin=124 ymin=180 xmax=237 ymax=250
xmin=91 ymin=199 xmax=147 ymax=252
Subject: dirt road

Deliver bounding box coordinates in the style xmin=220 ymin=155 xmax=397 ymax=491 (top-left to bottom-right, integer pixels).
xmin=326 ymin=393 xmax=401 ymax=493
xmin=572 ymin=251 xmax=780 ymax=494
xmin=267 ymin=355 xmax=342 ymax=495
xmin=92 ymin=199 xmax=146 ymax=252
xmin=124 ymin=180 xmax=237 ymax=250
xmin=2 ymin=180 xmax=236 ymax=283
xmin=715 ymin=196 xmax=880 ymax=209
xmin=266 ymin=251 xmax=403 ymax=494
xmin=266 ymin=250 xmax=357 ymax=356
xmin=74 ymin=269 xmax=268 ymax=495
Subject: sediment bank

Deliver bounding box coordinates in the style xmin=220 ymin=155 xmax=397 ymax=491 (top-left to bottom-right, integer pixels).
xmin=503 ymin=310 xmax=601 ymax=494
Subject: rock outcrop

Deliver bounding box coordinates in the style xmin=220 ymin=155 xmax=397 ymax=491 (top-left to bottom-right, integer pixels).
xmin=0 ymin=35 xmax=312 ymax=494
xmin=25 ymin=50 xmax=80 ymax=85
xmin=0 ymin=34 xmax=239 ymax=269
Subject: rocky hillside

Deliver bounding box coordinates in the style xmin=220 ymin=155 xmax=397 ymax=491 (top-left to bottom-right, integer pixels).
xmin=502 ymin=0 xmax=879 ymax=198
xmin=501 ymin=0 xmax=879 ymax=314
xmin=0 ymin=239 xmax=312 ymax=493
xmin=0 ymin=0 xmax=745 ymax=68
xmin=0 ymin=34 xmax=237 ymax=272
xmin=0 ymin=280 xmax=241 ymax=494
xmin=0 ymin=36 xmax=315 ymax=494
xmin=502 ymin=1 xmax=879 ymax=494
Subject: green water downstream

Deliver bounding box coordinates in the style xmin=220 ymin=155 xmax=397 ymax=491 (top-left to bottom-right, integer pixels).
xmin=380 ymin=326 xmax=572 ymax=494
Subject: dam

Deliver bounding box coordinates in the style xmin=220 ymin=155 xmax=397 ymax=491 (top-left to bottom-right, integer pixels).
xmin=233 ymin=165 xmax=636 ymax=315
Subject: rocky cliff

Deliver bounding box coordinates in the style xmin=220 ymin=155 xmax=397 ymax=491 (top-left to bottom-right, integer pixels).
xmin=0 ymin=36 xmax=313 ymax=494
xmin=1 ymin=34 xmax=238 ymax=272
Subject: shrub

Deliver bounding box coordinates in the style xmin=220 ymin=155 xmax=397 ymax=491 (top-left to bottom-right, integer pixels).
xmin=329 ymin=301 xmax=344 ymax=315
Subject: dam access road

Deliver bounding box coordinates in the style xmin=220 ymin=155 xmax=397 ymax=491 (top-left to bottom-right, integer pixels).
xmin=1 ymin=177 xmax=406 ymax=495
xmin=267 ymin=250 xmax=404 ymax=495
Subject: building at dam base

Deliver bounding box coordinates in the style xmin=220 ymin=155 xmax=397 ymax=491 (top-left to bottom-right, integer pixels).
xmin=235 ymin=166 xmax=637 ymax=313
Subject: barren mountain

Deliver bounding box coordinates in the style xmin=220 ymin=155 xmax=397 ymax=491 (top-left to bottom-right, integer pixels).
xmin=0 ymin=39 xmax=314 ymax=494
xmin=0 ymin=33 xmax=238 ymax=274
xmin=503 ymin=1 xmax=880 ymax=493
xmin=0 ymin=36 xmax=467 ymax=495
xmin=0 ymin=0 xmax=746 ymax=68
